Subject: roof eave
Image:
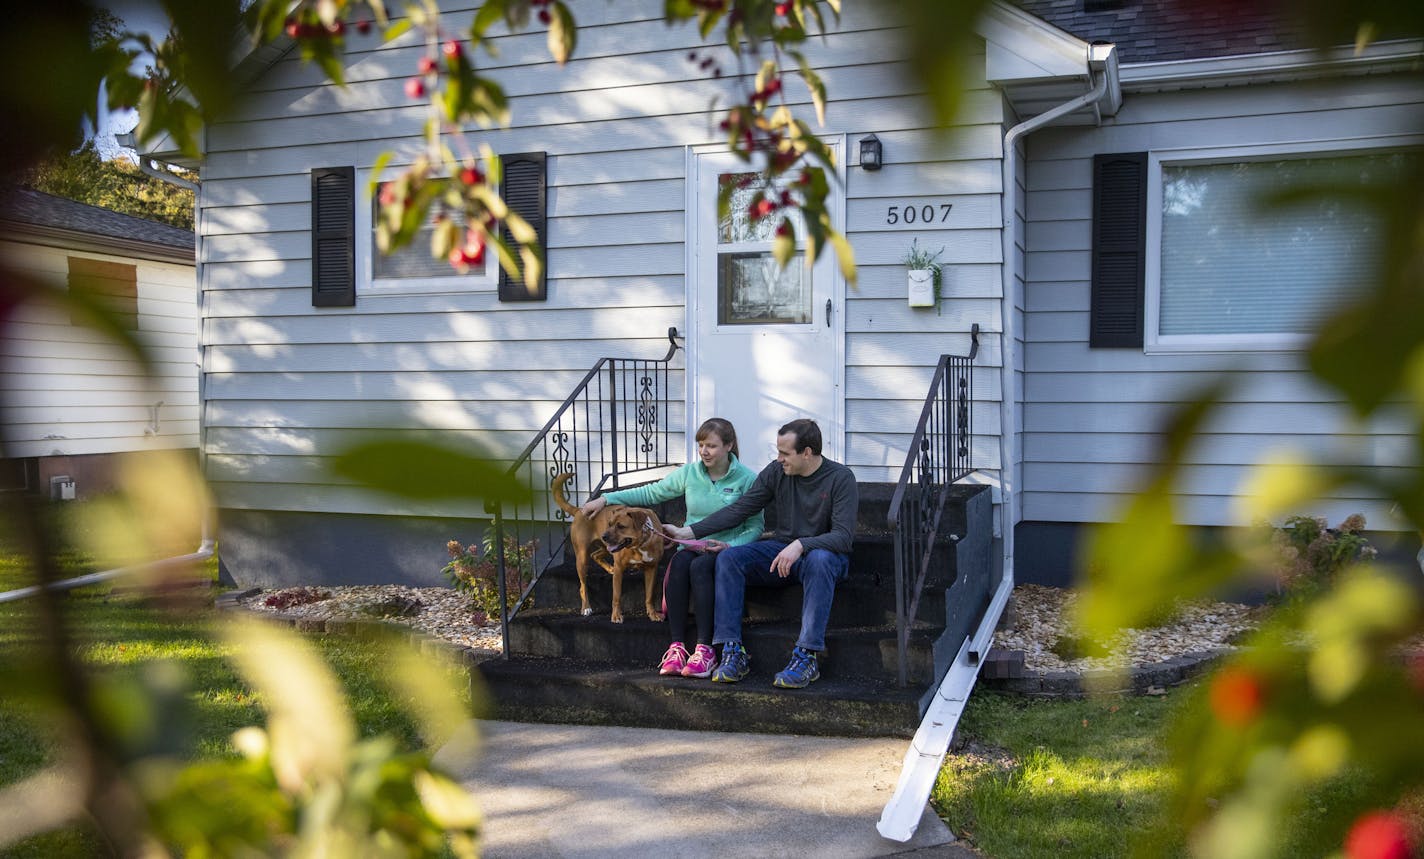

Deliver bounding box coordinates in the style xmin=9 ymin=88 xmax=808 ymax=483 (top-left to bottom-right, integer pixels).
xmin=0 ymin=220 xmax=195 ymax=266
xmin=1120 ymin=38 xmax=1424 ymax=91
xmin=979 ymin=1 xmax=1122 ymax=123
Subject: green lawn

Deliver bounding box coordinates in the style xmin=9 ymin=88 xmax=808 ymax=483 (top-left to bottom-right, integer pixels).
xmin=933 ymin=689 xmax=1189 ymax=858
xmin=0 ymin=502 xmax=471 ymax=856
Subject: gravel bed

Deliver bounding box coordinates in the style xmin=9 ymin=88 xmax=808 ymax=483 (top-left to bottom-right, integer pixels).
xmin=237 ymin=582 xmax=1270 ymax=674
xmin=992 ymin=584 xmax=1263 ymax=673
xmin=235 ymin=585 xmax=503 ymax=655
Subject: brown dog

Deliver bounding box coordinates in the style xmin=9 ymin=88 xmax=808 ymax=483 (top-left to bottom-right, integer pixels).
xmin=552 ymin=472 xmax=665 ymax=623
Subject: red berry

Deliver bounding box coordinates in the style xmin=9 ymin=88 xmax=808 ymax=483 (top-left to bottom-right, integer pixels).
xmin=448 ymin=248 xmax=465 ymax=269
xmin=776 ymin=2 xmax=791 ymax=15
xmin=285 ymin=18 xmax=300 ymax=38
xmin=326 ymin=20 xmax=345 ymax=36
xmin=1209 ymin=666 xmax=1265 ymax=727
xmin=775 ymin=221 xmax=792 ymax=237
xmin=748 ymin=198 xmax=777 ymax=220
xmin=1344 ymin=811 xmax=1414 ymax=859
xmin=405 ymin=78 xmax=426 ymax=99
xmin=442 ymin=39 xmax=462 ymax=58
xmin=538 ymin=9 xmax=552 ymax=23
xmin=418 ymin=56 xmax=437 ymax=75
xmin=459 ymin=167 xmax=483 ymax=186
xmin=355 ymin=19 xmax=372 ymax=35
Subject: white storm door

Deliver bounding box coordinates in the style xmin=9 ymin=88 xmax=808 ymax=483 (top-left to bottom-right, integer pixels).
xmin=689 ymin=150 xmax=844 ymax=464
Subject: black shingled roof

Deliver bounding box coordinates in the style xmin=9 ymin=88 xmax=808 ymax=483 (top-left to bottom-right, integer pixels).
xmin=0 ymin=185 xmax=193 ymax=252
xmin=1011 ymin=0 xmax=1324 ymax=64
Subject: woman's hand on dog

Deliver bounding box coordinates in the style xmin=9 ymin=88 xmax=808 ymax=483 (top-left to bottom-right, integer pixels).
xmin=580 ymin=496 xmax=607 ymax=518
xmin=663 ymin=523 xmax=694 ymax=541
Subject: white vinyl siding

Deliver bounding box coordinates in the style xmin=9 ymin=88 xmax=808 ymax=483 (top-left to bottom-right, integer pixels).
xmin=199 ymin=0 xmax=1008 ymax=516
xmin=0 ymin=241 xmax=197 ymax=457
xmin=1022 ymin=73 xmax=1422 ymax=528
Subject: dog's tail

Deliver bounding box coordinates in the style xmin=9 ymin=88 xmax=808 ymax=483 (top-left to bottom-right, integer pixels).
xmin=551 ymin=471 xmax=581 ymax=518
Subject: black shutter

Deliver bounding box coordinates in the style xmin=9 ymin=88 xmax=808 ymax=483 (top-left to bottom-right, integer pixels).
xmin=1089 ymin=152 xmax=1147 ymax=347
xmin=498 ymin=152 xmax=547 ymax=302
xmin=311 ymin=166 xmax=355 ymax=307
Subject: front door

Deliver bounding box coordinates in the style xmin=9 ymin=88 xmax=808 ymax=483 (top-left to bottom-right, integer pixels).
xmin=688 ymin=148 xmax=845 ymax=465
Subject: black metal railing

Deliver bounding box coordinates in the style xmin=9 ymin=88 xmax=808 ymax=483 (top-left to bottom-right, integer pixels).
xmin=486 ymin=327 xmax=683 ymax=656
xmin=885 ymin=324 xmax=979 ymax=687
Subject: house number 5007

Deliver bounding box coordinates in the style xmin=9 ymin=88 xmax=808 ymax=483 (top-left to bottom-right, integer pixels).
xmin=886 ymin=203 xmax=952 ymax=225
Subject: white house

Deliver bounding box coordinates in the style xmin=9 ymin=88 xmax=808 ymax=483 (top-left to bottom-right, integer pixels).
xmin=148 ymin=0 xmax=1422 ymax=587
xmin=0 ymin=187 xmax=198 ymax=499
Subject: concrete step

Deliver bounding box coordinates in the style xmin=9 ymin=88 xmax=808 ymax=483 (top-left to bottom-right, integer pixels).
xmin=475 ymin=656 xmax=928 ymax=738
xmin=541 ymin=535 xmax=960 ymax=628
xmin=505 ymin=610 xmax=940 ymax=684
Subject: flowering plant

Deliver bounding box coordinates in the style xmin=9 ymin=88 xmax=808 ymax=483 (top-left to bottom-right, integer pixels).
xmin=442 ymin=534 xmax=536 ymax=621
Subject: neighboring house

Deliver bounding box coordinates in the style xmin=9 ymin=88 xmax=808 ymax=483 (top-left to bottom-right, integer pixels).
xmin=0 ymin=186 xmax=198 ymax=498
xmin=142 ymin=0 xmax=1422 ymax=587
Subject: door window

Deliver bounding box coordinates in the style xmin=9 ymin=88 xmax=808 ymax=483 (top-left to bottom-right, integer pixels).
xmin=716 ymin=172 xmax=809 ymax=325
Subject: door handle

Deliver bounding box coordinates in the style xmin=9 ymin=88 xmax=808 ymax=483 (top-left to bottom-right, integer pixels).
xmin=825 ymin=299 xmax=832 ymax=327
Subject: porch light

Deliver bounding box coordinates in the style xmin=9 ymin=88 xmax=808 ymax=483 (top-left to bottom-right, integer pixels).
xmin=859 ymin=134 xmax=883 ymax=171
xmin=854 ymin=134 xmax=877 ymax=171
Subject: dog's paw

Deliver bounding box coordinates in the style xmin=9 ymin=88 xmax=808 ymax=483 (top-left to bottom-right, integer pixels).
xmin=610 ymin=613 xmax=624 ymax=624
xmin=581 ymin=607 xmax=594 ymax=617
xmin=647 ymin=610 xmax=663 ymax=623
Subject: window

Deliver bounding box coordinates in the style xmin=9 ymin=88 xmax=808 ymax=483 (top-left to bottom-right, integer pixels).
xmin=715 ymin=172 xmax=810 ymax=326
xmin=354 ymin=169 xmax=497 ymax=295
xmin=1142 ymin=146 xmax=1416 ymax=351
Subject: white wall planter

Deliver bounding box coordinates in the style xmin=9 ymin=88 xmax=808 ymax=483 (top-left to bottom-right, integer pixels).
xmin=908 ymin=268 xmax=936 ymax=307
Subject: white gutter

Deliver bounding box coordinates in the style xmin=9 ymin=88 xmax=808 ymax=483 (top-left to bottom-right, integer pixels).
xmin=877 ymin=47 xmax=1114 ymax=844
xmin=1121 ymin=38 xmax=1424 ymax=91
xmin=0 ymin=541 xmax=217 ymax=604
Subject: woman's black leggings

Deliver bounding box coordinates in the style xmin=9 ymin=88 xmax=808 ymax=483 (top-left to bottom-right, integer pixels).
xmin=664 ymin=548 xmax=716 ymax=646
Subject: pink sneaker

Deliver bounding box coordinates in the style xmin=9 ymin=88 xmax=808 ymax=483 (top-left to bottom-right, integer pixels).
xmin=659 ymin=642 xmax=689 ymax=675
xmin=681 ymin=644 xmax=718 ymax=678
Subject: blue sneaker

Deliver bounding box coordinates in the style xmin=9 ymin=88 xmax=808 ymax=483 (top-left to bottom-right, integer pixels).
xmin=773 ymin=646 xmax=820 ymax=689
xmin=711 ymin=642 xmax=749 ymax=683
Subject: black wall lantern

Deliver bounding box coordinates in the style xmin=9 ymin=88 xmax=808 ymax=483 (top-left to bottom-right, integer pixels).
xmin=859 ymin=134 xmax=883 ymax=171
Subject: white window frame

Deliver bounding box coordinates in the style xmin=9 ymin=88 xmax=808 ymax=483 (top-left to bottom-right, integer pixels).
xmin=1144 ymin=136 xmax=1417 ymax=354
xmin=354 ymin=164 xmax=497 ymax=295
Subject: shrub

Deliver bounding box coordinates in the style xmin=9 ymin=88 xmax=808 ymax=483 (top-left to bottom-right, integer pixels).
xmin=442 ymin=534 xmax=536 ymax=620
xmin=1267 ymin=513 xmax=1378 ymax=603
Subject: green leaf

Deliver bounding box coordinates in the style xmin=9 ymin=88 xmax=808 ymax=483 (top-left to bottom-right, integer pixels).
xmin=548 ymin=2 xmax=577 ymax=64
xmin=772 ymin=225 xmax=795 ymax=267
xmin=828 ymin=228 xmax=857 ymax=286
xmin=791 ymin=51 xmax=827 ymax=126
xmin=382 ymin=18 xmax=412 ymax=43
xmin=331 ymin=437 xmax=531 ymax=504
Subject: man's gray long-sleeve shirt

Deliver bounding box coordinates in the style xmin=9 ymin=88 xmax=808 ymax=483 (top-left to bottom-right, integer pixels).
xmin=689 ymin=458 xmax=858 ymax=555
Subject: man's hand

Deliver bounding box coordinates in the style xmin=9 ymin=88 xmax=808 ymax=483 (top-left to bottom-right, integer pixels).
xmin=702 ymin=539 xmax=729 ymax=554
xmin=770 ymin=540 xmax=804 ymax=578
xmin=579 ymin=496 xmax=607 ymax=518
xmin=663 ymin=524 xmax=694 ymax=541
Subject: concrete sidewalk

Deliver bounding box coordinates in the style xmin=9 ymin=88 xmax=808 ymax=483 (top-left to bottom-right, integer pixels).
xmin=434 ymin=720 xmax=976 ymax=858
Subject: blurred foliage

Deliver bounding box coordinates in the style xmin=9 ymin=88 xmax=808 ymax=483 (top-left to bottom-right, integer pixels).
xmin=1074 ymin=11 xmax=1424 ymax=857
xmin=18 ymin=140 xmax=196 ymax=230
xmin=1 ymin=0 xmax=1422 ymax=855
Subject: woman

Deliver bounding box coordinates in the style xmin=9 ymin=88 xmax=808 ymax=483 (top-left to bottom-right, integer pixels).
xmin=581 ymin=418 xmax=763 ymax=678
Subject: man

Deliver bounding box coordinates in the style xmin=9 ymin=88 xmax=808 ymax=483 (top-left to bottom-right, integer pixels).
xmin=662 ymin=418 xmax=858 ymax=689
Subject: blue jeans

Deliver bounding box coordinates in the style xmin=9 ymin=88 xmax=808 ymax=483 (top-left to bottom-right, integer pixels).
xmin=712 ymin=540 xmax=850 ymax=652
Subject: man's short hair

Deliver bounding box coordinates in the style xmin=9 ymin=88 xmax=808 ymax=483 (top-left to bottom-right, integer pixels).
xmin=778 ymin=418 xmax=822 ymax=456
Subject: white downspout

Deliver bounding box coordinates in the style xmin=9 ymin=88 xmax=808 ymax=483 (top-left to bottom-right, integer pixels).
xmin=877 ymin=55 xmax=1113 ymax=844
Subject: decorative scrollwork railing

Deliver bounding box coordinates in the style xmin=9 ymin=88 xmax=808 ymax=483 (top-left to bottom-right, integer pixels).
xmin=486 ymin=328 xmax=683 ymax=655
xmin=885 ymin=324 xmax=979 ymax=687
